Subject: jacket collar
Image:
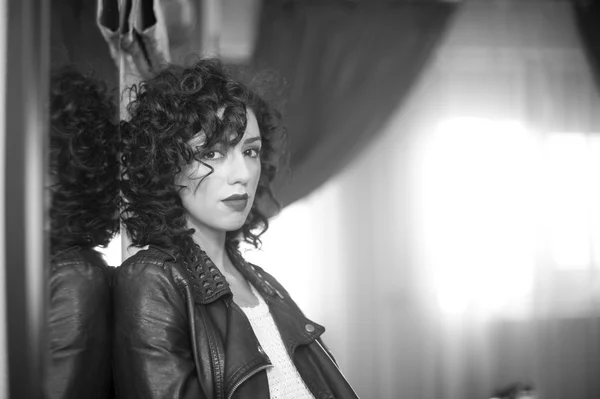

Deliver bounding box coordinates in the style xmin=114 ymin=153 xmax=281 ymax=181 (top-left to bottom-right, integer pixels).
xmin=150 ymin=242 xmax=280 ymax=305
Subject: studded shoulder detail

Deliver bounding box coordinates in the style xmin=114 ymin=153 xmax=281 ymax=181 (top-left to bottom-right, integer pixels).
xmin=175 ymin=243 xmax=286 ymax=305
xmin=184 ymin=248 xmax=232 ymax=305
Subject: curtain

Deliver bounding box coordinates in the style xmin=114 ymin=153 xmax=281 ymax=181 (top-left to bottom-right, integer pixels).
xmin=245 ymin=1 xmax=600 ymax=398
xmin=51 ymin=0 xmax=117 ymax=88
xmin=573 ymin=0 xmax=600 ymax=94
xmin=251 ymin=0 xmax=458 ymax=209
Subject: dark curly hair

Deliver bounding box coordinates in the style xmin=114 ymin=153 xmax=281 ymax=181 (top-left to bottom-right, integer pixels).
xmin=49 ymin=67 xmax=120 ymax=254
xmin=120 ymin=58 xmax=287 ymax=264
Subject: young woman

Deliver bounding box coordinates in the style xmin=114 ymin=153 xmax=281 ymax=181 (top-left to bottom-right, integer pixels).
xmin=46 ymin=67 xmax=118 ymax=399
xmin=114 ymin=59 xmax=358 ymax=399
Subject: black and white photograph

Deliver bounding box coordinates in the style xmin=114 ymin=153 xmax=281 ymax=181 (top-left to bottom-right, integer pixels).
xmin=1 ymin=0 xmax=599 ymax=398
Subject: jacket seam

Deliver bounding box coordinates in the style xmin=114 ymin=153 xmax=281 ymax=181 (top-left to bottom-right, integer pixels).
xmin=51 ymin=249 xmax=108 ymax=270
xmin=119 ymin=247 xmax=174 ymax=269
xmin=121 ymin=257 xmax=167 ymax=268
xmin=52 ymin=260 xmax=108 ymax=270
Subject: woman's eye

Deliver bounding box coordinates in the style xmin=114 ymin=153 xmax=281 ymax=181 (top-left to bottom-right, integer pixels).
xmin=244 ymin=148 xmax=261 ymax=158
xmin=202 ymin=150 xmax=224 ymax=160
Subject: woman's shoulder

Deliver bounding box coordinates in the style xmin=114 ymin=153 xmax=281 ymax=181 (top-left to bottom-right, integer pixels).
xmin=113 ymin=247 xmax=190 ymax=326
xmin=242 ymin=261 xmax=294 ymax=300
xmin=50 ymin=247 xmax=112 ymax=286
xmin=48 ymin=248 xmax=112 ymax=319
xmin=120 ymin=245 xmax=176 ymax=267
xmin=115 ymin=246 xmax=188 ymax=291
xmin=51 ymin=246 xmax=108 ymax=269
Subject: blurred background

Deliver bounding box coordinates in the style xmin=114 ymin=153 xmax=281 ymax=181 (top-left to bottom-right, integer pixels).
xmin=3 ymin=0 xmax=600 ymax=398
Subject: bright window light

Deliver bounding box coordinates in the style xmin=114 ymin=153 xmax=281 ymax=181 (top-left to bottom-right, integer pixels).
xmin=418 ymin=119 xmax=600 ymax=317
xmin=542 ymin=133 xmax=600 ymax=269
xmin=420 ymin=118 xmax=539 ymax=317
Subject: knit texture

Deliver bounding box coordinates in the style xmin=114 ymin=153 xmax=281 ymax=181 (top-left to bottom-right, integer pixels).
xmin=240 ymin=285 xmax=315 ymax=399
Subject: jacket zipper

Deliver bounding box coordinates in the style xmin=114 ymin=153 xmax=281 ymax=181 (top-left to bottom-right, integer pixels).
xmin=315 ymin=340 xmax=360 ymax=398
xmin=226 ymin=364 xmax=271 ymax=399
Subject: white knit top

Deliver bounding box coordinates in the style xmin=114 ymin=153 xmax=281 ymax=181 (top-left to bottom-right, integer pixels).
xmin=239 ymin=284 xmax=315 ymax=399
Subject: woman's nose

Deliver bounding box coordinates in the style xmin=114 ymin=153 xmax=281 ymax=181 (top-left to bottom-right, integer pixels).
xmin=227 ymin=152 xmax=251 ymax=185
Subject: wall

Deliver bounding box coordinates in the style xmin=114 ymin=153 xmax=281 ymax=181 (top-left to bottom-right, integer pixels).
xmin=0 ymin=0 xmax=7 ymax=396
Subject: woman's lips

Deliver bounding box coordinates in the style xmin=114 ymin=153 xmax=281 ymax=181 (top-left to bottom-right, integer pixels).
xmin=223 ymin=193 xmax=248 ymax=201
xmin=222 ymin=196 xmax=249 ymax=212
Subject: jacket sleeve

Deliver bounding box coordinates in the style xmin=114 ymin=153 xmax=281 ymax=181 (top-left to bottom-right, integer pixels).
xmin=45 ymin=261 xmax=112 ymax=399
xmin=113 ymin=260 xmax=205 ymax=399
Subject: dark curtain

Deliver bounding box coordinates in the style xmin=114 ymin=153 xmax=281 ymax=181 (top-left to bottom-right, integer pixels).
xmin=573 ymin=0 xmax=600 ymax=95
xmin=251 ymin=0 xmax=458 ymax=209
xmin=50 ymin=0 xmax=118 ymax=89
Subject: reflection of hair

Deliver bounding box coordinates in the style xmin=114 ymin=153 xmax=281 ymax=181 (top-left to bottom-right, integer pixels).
xmin=49 ymin=67 xmax=120 ymax=254
xmin=120 ymin=58 xmax=287 ymax=263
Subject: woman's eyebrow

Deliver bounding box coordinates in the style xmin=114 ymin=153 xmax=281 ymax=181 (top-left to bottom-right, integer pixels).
xmin=244 ymin=137 xmax=262 ymax=145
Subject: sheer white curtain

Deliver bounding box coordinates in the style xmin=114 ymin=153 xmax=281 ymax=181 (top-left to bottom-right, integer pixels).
xmin=247 ymin=2 xmax=600 ymax=398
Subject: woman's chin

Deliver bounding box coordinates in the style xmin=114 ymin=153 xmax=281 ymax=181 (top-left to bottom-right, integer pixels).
xmin=220 ymin=217 xmax=247 ymax=232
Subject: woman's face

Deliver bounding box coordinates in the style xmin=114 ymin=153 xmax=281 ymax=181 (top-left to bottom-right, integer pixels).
xmin=176 ymin=109 xmax=262 ymax=234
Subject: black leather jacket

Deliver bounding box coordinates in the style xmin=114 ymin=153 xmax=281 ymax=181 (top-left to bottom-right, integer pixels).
xmin=45 ymin=247 xmax=114 ymax=399
xmin=113 ymin=245 xmax=359 ymax=399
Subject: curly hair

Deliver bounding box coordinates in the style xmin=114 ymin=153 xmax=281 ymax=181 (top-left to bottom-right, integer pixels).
xmin=120 ymin=58 xmax=287 ymax=264
xmin=49 ymin=67 xmax=120 ymax=254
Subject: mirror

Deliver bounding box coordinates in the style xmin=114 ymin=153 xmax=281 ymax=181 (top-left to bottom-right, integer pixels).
xmin=45 ymin=0 xmax=120 ymax=397
xmin=43 ymin=0 xmax=190 ymax=396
